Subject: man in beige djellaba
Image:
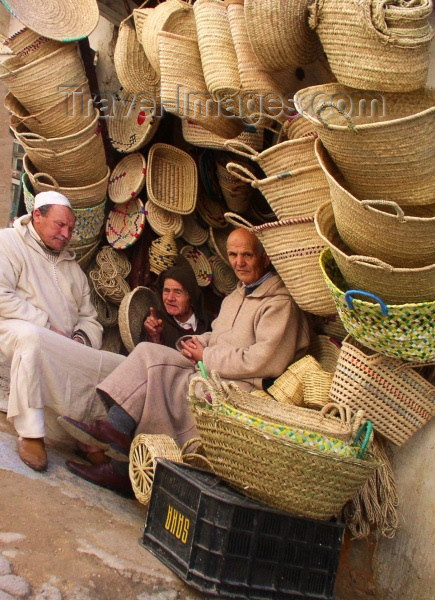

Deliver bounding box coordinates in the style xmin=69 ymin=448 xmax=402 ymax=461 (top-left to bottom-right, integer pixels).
xmin=59 ymin=228 xmax=311 ymax=495
xmin=0 ymin=191 xmax=124 ymax=472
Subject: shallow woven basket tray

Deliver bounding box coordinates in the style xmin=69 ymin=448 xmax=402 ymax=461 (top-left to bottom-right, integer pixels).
xmin=180 ymin=245 xmax=213 ymax=287
xmin=146 ymin=143 xmax=197 ymax=214
xmin=106 ymin=197 xmax=146 ymax=250
xmin=118 ymin=286 xmax=157 ymax=353
xmin=0 ymin=0 xmax=100 ymax=41
xmin=208 ymin=253 xmax=238 ymax=296
xmin=108 ymin=153 xmax=147 ymax=204
xmin=108 ymin=94 xmax=161 ymax=154
xmin=181 ymin=213 xmax=209 ymax=246
xmin=145 ymin=199 xmax=184 ymax=238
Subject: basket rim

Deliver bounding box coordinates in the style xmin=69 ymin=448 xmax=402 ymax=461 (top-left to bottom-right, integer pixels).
xmin=108 ymin=153 xmax=147 ymax=204
xmin=118 ymin=285 xmax=157 ymax=353
xmin=105 ymin=196 xmax=146 ymax=250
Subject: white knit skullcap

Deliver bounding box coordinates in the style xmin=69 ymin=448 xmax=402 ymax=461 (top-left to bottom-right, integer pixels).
xmin=34 ymin=191 xmax=72 ymax=210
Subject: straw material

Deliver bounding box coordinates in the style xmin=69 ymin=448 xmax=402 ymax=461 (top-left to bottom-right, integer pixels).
xmin=181 ymin=213 xmax=209 ymax=246
xmin=208 ymin=253 xmax=238 ymax=296
xmin=146 ymin=143 xmax=197 ymax=214
xmin=108 ymin=153 xmax=147 ymax=205
xmin=216 ymin=157 xmax=252 ymax=213
xmin=294 ymin=84 xmax=435 ymax=206
xmin=20 ymin=122 xmax=107 ymax=188
xmin=145 ymin=199 xmax=184 ymax=238
xmin=129 ymin=433 xmax=183 ymax=505
xmin=308 ymin=0 xmax=434 ymax=91
xmin=196 ymin=192 xmax=228 ymax=229
xmin=283 ymin=114 xmax=318 ymax=140
xmin=320 ymin=248 xmax=435 ymax=364
xmin=315 ymin=139 xmax=435 ymax=268
xmin=244 ymin=0 xmax=321 ymax=70
xmin=303 ymin=370 xmax=334 ymax=410
xmin=89 ymin=246 xmax=131 ymax=305
xmin=329 ymin=337 xmax=435 ymax=446
xmin=308 ymin=334 xmax=341 ymax=373
xmin=4 ymin=83 xmax=94 ymax=138
xmin=74 ymin=236 xmax=101 ymax=272
xmin=182 ymin=118 xmax=264 ymax=151
xmin=158 ymin=30 xmax=245 ymax=138
xmin=107 ymin=93 xmax=161 ymax=154
xmin=118 ymin=286 xmax=157 ymax=353
xmin=193 ymin=0 xmax=241 ymax=100
xmin=133 ymin=7 xmax=152 ymax=43
xmin=225 ymin=212 xmax=337 ymax=316
xmin=2 ymin=26 xmax=62 ymax=64
xmin=149 ymin=231 xmax=179 ymax=275
xmin=180 ymin=245 xmax=213 ymax=287
xmin=114 ymin=18 xmax=160 ymax=95
xmin=315 ymin=201 xmax=435 ymax=305
xmin=142 ymin=0 xmax=196 ymax=76
xmin=226 ymin=159 xmax=329 ymax=220
xmin=106 ymin=197 xmax=146 ymax=250
xmin=1 ymin=0 xmax=100 ymax=41
xmin=24 ymin=155 xmax=109 ymax=209
xmin=189 ymin=373 xmax=378 ymax=519
xmin=90 ymin=287 xmax=119 ymax=328
xmin=208 ymin=224 xmax=234 ymax=266
xmin=0 ymin=43 xmax=89 ymax=114
xmin=268 ymin=355 xmax=323 ymax=406
xmin=95 ymin=245 xmax=131 ymax=278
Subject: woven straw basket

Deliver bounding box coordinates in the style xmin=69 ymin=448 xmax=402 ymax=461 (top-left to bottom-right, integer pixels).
xmin=225 ymin=212 xmax=337 ymax=317
xmin=208 ymin=225 xmax=234 ymax=266
xmin=181 ymin=213 xmax=209 ymax=246
xmin=118 ymin=286 xmax=157 ymax=353
xmin=193 ymin=0 xmax=241 ymax=100
xmin=329 ymin=337 xmax=435 ymax=446
xmin=315 ymin=139 xmax=435 ymax=268
xmin=216 ymin=157 xmax=252 ymax=213
xmin=2 ymin=27 xmax=62 ymax=65
xmin=146 ymin=143 xmax=197 ymax=215
xmin=182 ymin=119 xmax=264 ymax=151
xmin=5 ymin=83 xmax=94 ymax=138
xmin=208 ymin=253 xmax=238 ymax=296
xmin=180 ymin=245 xmax=213 ymax=287
xmin=142 ymin=0 xmax=196 ymax=76
xmin=0 ymin=43 xmax=88 ymax=114
xmin=108 ymin=153 xmax=147 ymax=204
xmin=308 ymin=0 xmax=434 ymax=92
xmin=108 ymin=93 xmax=160 ymax=153
xmin=308 ymin=334 xmax=341 ymax=374
xmin=303 ymin=371 xmax=334 ymax=411
xmin=320 ymin=248 xmax=435 ymax=364
xmin=226 ymin=160 xmax=329 ymax=220
xmin=315 ymin=201 xmax=435 ymax=305
xmin=294 ymin=84 xmax=435 ymax=206
xmin=24 ymin=155 xmax=109 ymax=209
xmin=149 ymin=231 xmax=179 ymax=275
xmin=196 ymin=192 xmax=228 ymax=229
xmin=145 ymin=199 xmax=184 ymax=238
xmin=1 ymin=0 xmax=100 ymax=42
xmin=268 ymin=355 xmax=323 ymax=406
xmin=74 ymin=237 xmax=102 ymax=272
xmin=244 ymin=0 xmax=321 ymax=70
xmin=114 ymin=16 xmax=160 ymax=95
xmin=106 ymin=197 xmax=146 ymax=250
xmin=189 ymin=373 xmax=378 ymax=519
xmin=282 ymin=113 xmax=318 ymax=140
xmin=158 ymin=30 xmax=244 ymax=139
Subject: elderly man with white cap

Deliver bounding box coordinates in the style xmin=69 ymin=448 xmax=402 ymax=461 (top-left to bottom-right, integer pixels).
xmin=0 ymin=191 xmax=124 ymax=471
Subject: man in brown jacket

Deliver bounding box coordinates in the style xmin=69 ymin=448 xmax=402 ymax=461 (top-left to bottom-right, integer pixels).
xmin=59 ymin=228 xmax=310 ymax=494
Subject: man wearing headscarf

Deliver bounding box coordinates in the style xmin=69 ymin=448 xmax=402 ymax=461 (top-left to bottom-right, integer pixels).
xmin=0 ymin=192 xmax=124 ymax=471
xmin=142 ymin=260 xmax=210 ymax=349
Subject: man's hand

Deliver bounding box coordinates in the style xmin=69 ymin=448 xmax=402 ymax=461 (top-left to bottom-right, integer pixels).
xmin=180 ymin=337 xmax=204 ymax=363
xmin=144 ymin=307 xmax=163 ymax=342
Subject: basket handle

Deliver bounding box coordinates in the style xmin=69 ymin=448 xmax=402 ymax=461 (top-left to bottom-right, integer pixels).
xmin=344 ymin=290 xmax=389 ymax=316
xmin=360 ymin=199 xmax=406 ymax=222
xmin=352 ymin=421 xmax=373 ymax=460
xmin=32 ymin=172 xmax=60 ymax=190
xmin=223 ymin=139 xmax=259 ymax=160
xmin=315 ymin=102 xmax=358 ymax=132
xmin=223 ymin=211 xmax=254 ymax=230
xmin=345 ymin=254 xmax=394 ymax=272
xmin=225 ymin=162 xmax=258 ymax=185
xmin=319 ymin=402 xmax=352 ymax=424
xmin=25 ymin=132 xmax=99 ymax=158
xmin=15 ymin=131 xmax=48 ymax=145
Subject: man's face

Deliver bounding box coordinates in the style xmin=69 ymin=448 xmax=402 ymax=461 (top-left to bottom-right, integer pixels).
xmin=32 ymin=205 xmax=75 ymax=252
xmin=227 ymin=229 xmax=270 ymax=285
xmin=162 ymin=278 xmax=193 ymax=322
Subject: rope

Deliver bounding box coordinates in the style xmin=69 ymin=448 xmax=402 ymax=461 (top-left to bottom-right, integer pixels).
xmin=89 ymin=246 xmax=131 ymax=306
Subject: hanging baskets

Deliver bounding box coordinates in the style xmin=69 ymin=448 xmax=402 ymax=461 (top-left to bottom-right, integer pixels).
xmin=107 ymin=93 xmax=160 ymax=154
xmin=329 ymin=337 xmax=435 ymax=446
xmin=294 ymin=84 xmax=435 ymax=207
xmin=2 ymin=27 xmax=62 ymax=65
xmin=319 ymin=248 xmax=435 ymax=364
xmin=146 ymin=143 xmax=197 ymax=214
xmin=118 ymin=286 xmax=157 ymax=353
xmin=149 ymin=231 xmax=179 ymax=275
xmin=182 ymin=119 xmax=264 ymax=152
xmin=108 ymin=153 xmax=147 ymax=204
xmin=105 ymin=197 xmax=146 ymax=250
xmin=208 ymin=253 xmax=238 ymax=296
xmin=180 ymin=245 xmax=213 ymax=287
xmin=181 ymin=213 xmax=209 ymax=246
xmin=145 ymin=199 xmax=184 ymax=238
xmin=308 ymin=0 xmax=434 ymax=91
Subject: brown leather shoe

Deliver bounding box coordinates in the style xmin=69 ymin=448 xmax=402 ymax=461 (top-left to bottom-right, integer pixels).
xmin=57 ymin=416 xmax=131 ymax=459
xmin=65 ymin=460 xmax=133 ymax=496
xmin=17 ymin=437 xmax=47 ymax=472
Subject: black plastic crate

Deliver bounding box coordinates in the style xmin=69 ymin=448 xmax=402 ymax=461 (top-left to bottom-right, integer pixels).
xmin=142 ymin=459 xmax=344 ymax=599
